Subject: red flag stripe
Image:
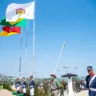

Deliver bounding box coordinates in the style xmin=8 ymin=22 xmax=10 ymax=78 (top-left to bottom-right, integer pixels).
xmin=2 ymin=26 xmax=21 ymax=33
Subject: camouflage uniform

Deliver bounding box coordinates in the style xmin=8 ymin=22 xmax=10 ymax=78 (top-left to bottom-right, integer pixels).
xmin=51 ymin=78 xmax=60 ymax=96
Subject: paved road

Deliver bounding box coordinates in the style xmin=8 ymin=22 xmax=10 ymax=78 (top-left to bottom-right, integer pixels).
xmin=64 ymin=90 xmax=88 ymax=96
xmin=0 ymin=89 xmax=88 ymax=96
xmin=0 ymin=89 xmax=13 ymax=96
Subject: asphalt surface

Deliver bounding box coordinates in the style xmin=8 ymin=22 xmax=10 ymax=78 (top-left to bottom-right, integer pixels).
xmin=0 ymin=89 xmax=88 ymax=96
xmin=0 ymin=89 xmax=13 ymax=96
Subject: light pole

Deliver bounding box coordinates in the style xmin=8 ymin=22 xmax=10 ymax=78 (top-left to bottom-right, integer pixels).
xmin=63 ymin=67 xmax=70 ymax=73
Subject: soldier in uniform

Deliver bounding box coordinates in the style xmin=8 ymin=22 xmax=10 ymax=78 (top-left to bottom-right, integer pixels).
xmin=15 ymin=78 xmax=21 ymax=94
xmin=50 ymin=74 xmax=61 ymax=96
xmin=29 ymin=76 xmax=35 ymax=96
xmin=22 ymin=77 xmax=27 ymax=96
xmin=86 ymin=66 xmax=96 ymax=96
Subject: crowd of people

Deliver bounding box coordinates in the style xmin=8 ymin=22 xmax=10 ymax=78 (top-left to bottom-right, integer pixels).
xmin=13 ymin=74 xmax=65 ymax=96
xmin=13 ymin=75 xmax=86 ymax=96
xmin=11 ymin=66 xmax=96 ymax=96
xmin=15 ymin=76 xmax=35 ymax=96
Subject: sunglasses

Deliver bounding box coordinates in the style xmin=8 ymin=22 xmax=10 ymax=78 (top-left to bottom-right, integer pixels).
xmin=88 ymin=70 xmax=91 ymax=72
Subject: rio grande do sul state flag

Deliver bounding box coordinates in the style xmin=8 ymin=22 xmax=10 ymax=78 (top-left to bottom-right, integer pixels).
xmin=6 ymin=1 xmax=35 ymax=22
xmin=0 ymin=26 xmax=21 ymax=36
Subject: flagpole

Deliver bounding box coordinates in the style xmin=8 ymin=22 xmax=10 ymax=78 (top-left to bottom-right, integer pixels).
xmin=32 ymin=0 xmax=36 ymax=78
xmin=25 ymin=21 xmax=28 ymax=78
xmin=19 ymin=28 xmax=23 ymax=78
xmin=54 ymin=42 xmax=66 ymax=74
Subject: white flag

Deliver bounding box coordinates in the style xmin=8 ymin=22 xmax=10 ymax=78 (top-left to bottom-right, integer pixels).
xmin=6 ymin=2 xmax=35 ymax=22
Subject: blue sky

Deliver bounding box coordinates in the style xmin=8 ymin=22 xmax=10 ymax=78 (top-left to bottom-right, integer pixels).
xmin=0 ymin=0 xmax=96 ymax=78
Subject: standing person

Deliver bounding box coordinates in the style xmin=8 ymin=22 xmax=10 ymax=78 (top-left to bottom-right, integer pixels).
xmin=15 ymin=78 xmax=21 ymax=94
xmin=22 ymin=77 xmax=27 ymax=96
xmin=11 ymin=80 xmax=14 ymax=87
xmin=29 ymin=76 xmax=35 ymax=96
xmin=50 ymin=74 xmax=61 ymax=96
xmin=86 ymin=66 xmax=96 ymax=96
xmin=60 ymin=82 xmax=65 ymax=96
